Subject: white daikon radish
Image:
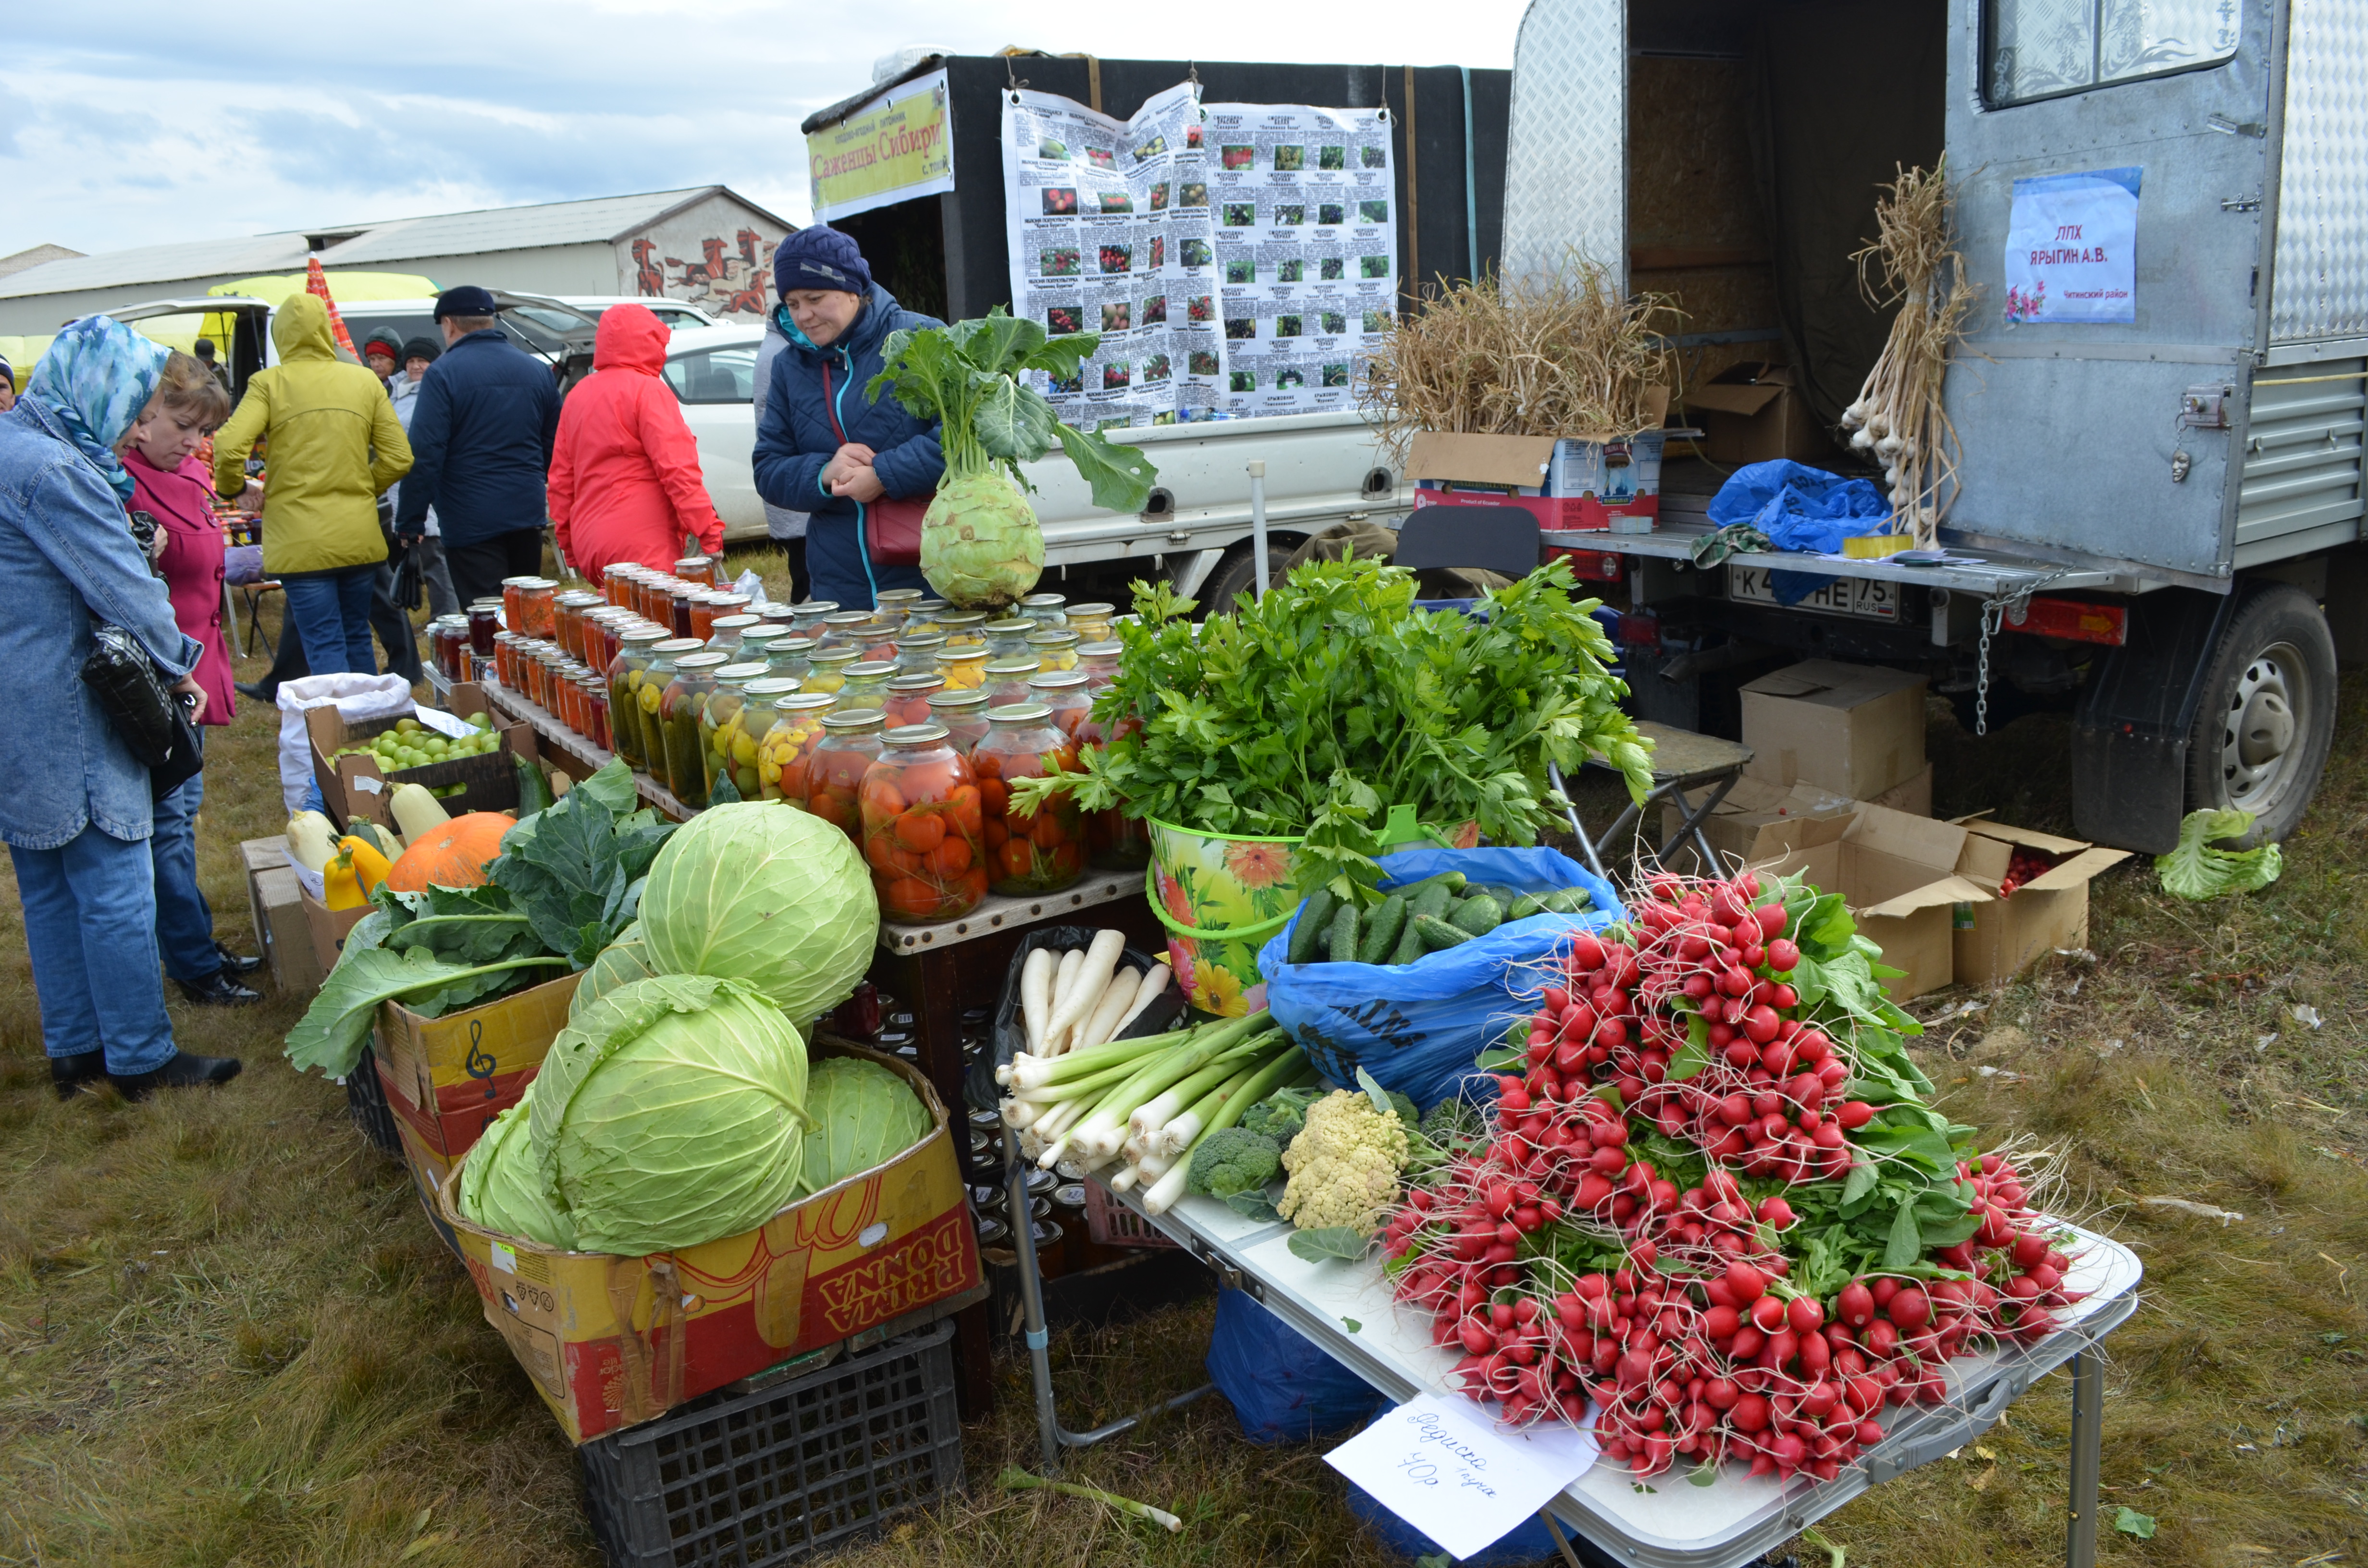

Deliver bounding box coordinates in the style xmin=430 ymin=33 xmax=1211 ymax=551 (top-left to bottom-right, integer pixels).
xmin=1018 ymin=947 xmax=1055 ymax=1055
xmin=1109 ymin=963 xmax=1172 ymax=1038
xmin=1074 ymin=965 xmax=1145 ymax=1053
xmin=1044 ymin=948 xmax=1085 ymax=1052
xmin=1043 ymin=930 xmax=1125 ymax=1056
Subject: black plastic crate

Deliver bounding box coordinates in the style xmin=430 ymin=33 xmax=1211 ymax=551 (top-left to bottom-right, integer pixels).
xmin=580 ymin=1321 xmax=965 ymax=1568
xmin=345 ymin=1044 xmax=401 ymax=1155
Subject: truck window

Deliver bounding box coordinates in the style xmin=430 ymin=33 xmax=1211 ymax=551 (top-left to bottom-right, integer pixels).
xmin=663 ymin=347 xmax=758 ymax=403
xmin=1985 ymin=0 xmax=2241 ymax=107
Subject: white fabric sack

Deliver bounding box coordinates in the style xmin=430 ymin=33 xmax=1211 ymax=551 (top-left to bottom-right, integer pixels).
xmin=276 ymin=673 xmax=416 ymax=814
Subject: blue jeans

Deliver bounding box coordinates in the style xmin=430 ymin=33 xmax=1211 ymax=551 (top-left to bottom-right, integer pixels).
xmin=282 ymin=565 xmax=379 ymax=675
xmin=11 ymin=824 xmax=179 ymax=1073
xmin=151 ymin=730 xmax=218 ymax=981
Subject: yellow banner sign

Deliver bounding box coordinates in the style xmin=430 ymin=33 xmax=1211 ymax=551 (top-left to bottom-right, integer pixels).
xmin=807 ymin=68 xmax=954 ymax=220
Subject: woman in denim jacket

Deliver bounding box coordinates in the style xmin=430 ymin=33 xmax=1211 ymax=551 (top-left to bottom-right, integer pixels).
xmin=0 ymin=317 xmax=243 ymax=1100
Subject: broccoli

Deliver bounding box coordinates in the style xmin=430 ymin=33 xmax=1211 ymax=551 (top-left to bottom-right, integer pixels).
xmin=1384 ymin=1090 xmax=1419 ymax=1133
xmin=1420 ymin=1095 xmax=1485 ymax=1148
xmin=1186 ymin=1127 xmax=1283 ymax=1199
xmin=1239 ymin=1085 xmax=1323 ymax=1142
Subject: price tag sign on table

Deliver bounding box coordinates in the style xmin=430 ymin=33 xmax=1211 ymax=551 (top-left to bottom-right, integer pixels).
xmin=1324 ymin=1394 xmax=1599 ymax=1560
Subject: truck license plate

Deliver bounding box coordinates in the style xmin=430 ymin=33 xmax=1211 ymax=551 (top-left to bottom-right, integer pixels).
xmin=1726 ymin=565 xmax=1899 ymax=621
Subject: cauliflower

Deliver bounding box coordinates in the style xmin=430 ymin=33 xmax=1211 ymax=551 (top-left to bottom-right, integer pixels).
xmin=1186 ymin=1127 xmax=1282 ymax=1198
xmin=1277 ymin=1090 xmax=1409 ymax=1232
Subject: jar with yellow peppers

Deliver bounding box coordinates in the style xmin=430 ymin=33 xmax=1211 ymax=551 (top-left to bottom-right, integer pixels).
xmin=906 ymin=599 xmax=948 ymax=633
xmin=658 ymin=650 xmax=731 ymax=806
xmin=892 ymin=630 xmax=946 ymax=674
xmin=1025 ymin=629 xmax=1080 ymax=671
xmin=758 ymin=692 xmax=835 ymax=804
xmin=802 ymin=646 xmax=861 ymax=695
xmin=805 ymin=710 xmax=888 ymax=844
xmin=983 ymin=657 xmax=1041 ymax=708
xmin=926 ymin=687 xmax=992 ymax=751
xmin=983 ymin=618 xmax=1036 ymax=659
xmin=884 ymin=672 xmax=946 ymax=728
xmin=936 ymin=611 xmax=988 ymax=649
xmin=712 ymin=674 xmax=799 ymax=802
xmin=1064 ymin=602 xmax=1116 ymax=642
xmin=698 ymin=663 xmax=773 ymax=802
xmin=937 ymin=644 xmax=988 ymax=691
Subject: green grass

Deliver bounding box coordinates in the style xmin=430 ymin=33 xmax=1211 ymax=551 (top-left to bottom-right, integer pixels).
xmin=2 ymin=586 xmax=2364 ymax=1567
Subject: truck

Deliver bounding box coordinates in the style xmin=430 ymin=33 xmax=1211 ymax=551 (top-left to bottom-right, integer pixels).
xmin=1491 ymin=0 xmax=2365 ymax=853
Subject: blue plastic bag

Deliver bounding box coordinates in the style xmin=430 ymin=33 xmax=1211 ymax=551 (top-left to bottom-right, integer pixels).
xmin=1706 ymin=459 xmax=1890 ymax=555
xmin=1206 ymin=1286 xmax=1385 ymax=1443
xmin=1345 ymin=1479 xmax=1573 ymax=1566
xmin=1257 ymin=848 xmax=1625 ymax=1112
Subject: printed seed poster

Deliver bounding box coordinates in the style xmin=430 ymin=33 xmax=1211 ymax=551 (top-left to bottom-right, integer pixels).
xmin=807 ymin=68 xmax=954 ymax=222
xmin=2002 ymin=167 xmax=2140 ymax=325
xmin=1000 ymin=82 xmax=1227 ymax=429
xmin=1206 ymin=101 xmax=1399 ymax=417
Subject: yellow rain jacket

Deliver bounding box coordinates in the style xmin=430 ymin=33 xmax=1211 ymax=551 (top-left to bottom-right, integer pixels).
xmin=212 ymin=294 xmax=413 ymax=576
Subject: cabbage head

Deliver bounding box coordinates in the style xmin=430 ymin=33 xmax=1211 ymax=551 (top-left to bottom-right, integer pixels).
xmin=458 ymin=1102 xmax=577 ymax=1250
xmin=921 ymin=472 xmax=1045 ymax=609
xmin=796 ymin=1057 xmax=934 ymax=1198
xmin=639 ymin=803 xmax=877 ymax=1024
xmin=529 ymin=973 xmax=810 ymax=1254
xmin=571 ymin=920 xmax=657 ymax=1022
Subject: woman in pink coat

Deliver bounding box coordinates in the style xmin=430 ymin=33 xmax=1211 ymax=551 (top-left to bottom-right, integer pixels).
xmin=122 ymin=352 xmax=261 ymax=1005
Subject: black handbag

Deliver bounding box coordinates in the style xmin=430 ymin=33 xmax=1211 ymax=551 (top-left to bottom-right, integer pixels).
xmin=79 ymin=624 xmax=205 ymax=800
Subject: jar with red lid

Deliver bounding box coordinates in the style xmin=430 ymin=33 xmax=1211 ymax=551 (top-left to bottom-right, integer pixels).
xmin=658 ymin=651 xmax=731 ymax=806
xmin=982 ymin=658 xmax=1040 ymax=708
xmin=674 ymin=555 xmax=717 ymax=588
xmin=805 ymin=710 xmax=888 ymax=844
xmin=972 ymin=702 xmax=1085 ymax=895
xmin=883 ymin=672 xmax=946 ymax=728
xmin=759 ymin=693 xmax=836 ymax=805
xmin=860 ymin=723 xmax=988 ymax=922
xmin=925 ymin=687 xmax=992 ymax=752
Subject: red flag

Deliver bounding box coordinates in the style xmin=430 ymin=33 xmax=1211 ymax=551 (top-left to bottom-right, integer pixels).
xmin=306 ymin=256 xmax=361 ymax=360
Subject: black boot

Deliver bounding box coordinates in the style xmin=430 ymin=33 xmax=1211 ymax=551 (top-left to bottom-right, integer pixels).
xmin=110 ymin=1052 xmax=243 ymax=1101
xmin=213 ymin=941 xmax=264 ymax=977
xmin=175 ymin=969 xmax=262 ymax=1006
xmin=234 ymin=680 xmax=275 ymax=702
xmin=50 ymin=1051 xmax=104 ymax=1102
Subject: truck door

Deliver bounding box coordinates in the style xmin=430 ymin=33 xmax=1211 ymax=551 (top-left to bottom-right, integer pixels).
xmin=1944 ymin=0 xmax=2272 ymax=582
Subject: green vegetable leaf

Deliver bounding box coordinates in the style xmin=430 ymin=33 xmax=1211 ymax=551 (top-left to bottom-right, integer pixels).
xmin=1287 ymin=1226 xmax=1373 ymax=1263
xmin=2113 ymin=1507 xmax=2156 ymax=1540
xmin=1017 ymin=329 xmax=1098 ymax=384
xmin=1666 ymin=1034 xmax=1711 ymax=1083
xmin=285 ymin=946 xmax=567 ymax=1079
xmin=1354 ymin=1066 xmax=1395 ymax=1119
xmin=1687 ymin=1463 xmax=1719 ymax=1488
xmin=974 ymin=376 xmax=1064 ymax=464
xmin=948 ymin=310 xmax=1050 ymax=377
xmin=1342 ymin=1317 xmax=1362 ymax=1334
xmin=1053 ymin=421 xmax=1158 ymax=514
xmin=1883 ymin=1199 xmax=1923 ymax=1271
xmin=489 ymin=763 xmax=677 ymax=970
xmin=2156 ymin=808 xmax=2282 ymax=900
xmin=1842 ymin=1161 xmax=1880 ymax=1208
xmin=1223 ymin=1189 xmax=1283 ymax=1222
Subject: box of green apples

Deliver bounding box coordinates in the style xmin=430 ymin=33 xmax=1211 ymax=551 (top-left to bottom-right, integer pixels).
xmin=308 ymin=683 xmax=537 ymax=832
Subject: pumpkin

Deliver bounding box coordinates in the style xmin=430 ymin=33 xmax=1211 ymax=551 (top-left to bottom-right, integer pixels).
xmin=384 ymin=812 xmax=516 ymax=892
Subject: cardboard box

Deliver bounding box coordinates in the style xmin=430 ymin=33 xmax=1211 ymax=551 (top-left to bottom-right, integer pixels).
xmin=309 ymin=681 xmax=533 ymax=833
xmin=1741 ymin=660 xmax=1928 ymax=802
xmin=375 ymin=968 xmax=580 ymax=1160
xmin=242 ymin=838 xmax=328 ymax=995
xmin=1660 ymin=767 xmax=1935 ymax=876
xmin=300 ymin=886 xmax=372 ymax=975
xmin=1686 ymin=362 xmax=1832 ymax=466
xmin=1406 ymin=396 xmax=1674 ymax=531
xmin=438 ymin=1040 xmax=986 ymax=1444
xmin=394 ymin=1110 xmax=466 ymax=1260
xmin=1950 ymin=821 xmax=2130 ymax=984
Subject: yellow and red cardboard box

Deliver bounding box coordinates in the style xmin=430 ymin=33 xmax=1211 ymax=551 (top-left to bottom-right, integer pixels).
xmin=437 ymin=1039 xmax=983 ymax=1444
xmin=375 ymin=968 xmax=580 ymax=1159
xmin=1406 ymin=390 xmax=1675 ymax=532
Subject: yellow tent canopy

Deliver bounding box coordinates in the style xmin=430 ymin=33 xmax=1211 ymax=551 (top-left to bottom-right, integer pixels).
xmin=208 ymin=271 xmax=440 ymax=306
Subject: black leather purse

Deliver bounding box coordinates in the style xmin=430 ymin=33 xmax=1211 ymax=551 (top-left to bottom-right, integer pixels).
xmin=79 ymin=624 xmax=204 ymax=800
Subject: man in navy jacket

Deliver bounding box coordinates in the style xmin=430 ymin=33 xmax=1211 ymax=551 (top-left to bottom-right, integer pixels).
xmin=395 ymin=286 xmax=562 ymax=607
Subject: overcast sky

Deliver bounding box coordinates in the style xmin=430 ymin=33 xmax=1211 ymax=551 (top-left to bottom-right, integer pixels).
xmin=0 ymin=2 xmax=1526 ymax=260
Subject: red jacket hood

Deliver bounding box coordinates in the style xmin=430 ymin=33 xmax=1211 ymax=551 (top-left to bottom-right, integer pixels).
xmin=593 ymin=304 xmax=670 ymax=374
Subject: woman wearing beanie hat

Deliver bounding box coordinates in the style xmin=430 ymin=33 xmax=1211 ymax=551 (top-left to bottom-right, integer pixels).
xmin=751 ymin=226 xmax=945 ymax=608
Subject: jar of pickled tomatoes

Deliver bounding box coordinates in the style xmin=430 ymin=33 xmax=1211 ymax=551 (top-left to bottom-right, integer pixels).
xmin=806 ymin=710 xmax=888 ymax=844
xmin=925 ymin=687 xmax=992 ymax=752
xmin=758 ymin=693 xmax=836 ymax=805
xmin=1028 ymin=670 xmax=1093 ymax=743
xmin=860 ymin=723 xmax=988 ymax=923
xmin=973 ymin=703 xmax=1086 ymax=895
xmin=884 ymin=672 xmax=946 ymax=728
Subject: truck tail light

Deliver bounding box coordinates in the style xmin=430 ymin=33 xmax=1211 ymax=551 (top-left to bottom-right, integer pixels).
xmin=2005 ymin=597 xmax=2128 ymax=646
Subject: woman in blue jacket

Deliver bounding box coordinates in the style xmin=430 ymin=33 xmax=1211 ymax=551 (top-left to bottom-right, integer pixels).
xmin=751 ymin=228 xmax=945 ymax=609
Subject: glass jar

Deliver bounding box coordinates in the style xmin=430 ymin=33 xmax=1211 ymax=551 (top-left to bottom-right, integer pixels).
xmin=668 ymin=581 xmax=702 ymax=639
xmin=759 ymin=693 xmax=837 ymax=805
xmin=1072 ymin=643 xmax=1149 ymax=868
xmin=468 ymin=599 xmax=503 ymax=658
xmin=1019 ymin=592 xmax=1068 ymax=628
xmin=983 ymin=618 xmax=1037 ymax=659
xmin=1025 ymin=629 xmax=1081 ymax=672
xmin=791 ymin=601 xmax=839 ymax=636
xmin=554 ymin=590 xmax=605 ymax=661
xmin=806 ymin=710 xmax=888 ymax=843
xmin=936 ymin=611 xmax=988 ymax=649
xmin=905 ymin=600 xmax=947 ymax=635
xmin=816 ymin=610 xmax=876 ymax=651
xmin=703 ymin=668 xmax=790 ymax=803
xmin=517 ymin=578 xmax=559 ymax=639
xmin=656 ymin=649 xmax=729 ymax=801
xmin=674 ymin=555 xmax=717 ymax=588
xmin=936 ymin=645 xmax=989 ymax=691
xmin=534 ymin=646 xmax=564 ymax=711
xmin=706 ymin=612 xmax=760 ymax=654
xmin=1065 ymin=602 xmax=1116 ymax=642
xmin=874 ymin=587 xmax=925 ymax=619
xmin=983 ymin=658 xmax=1041 ymax=708
xmin=606 ymin=629 xmax=672 ymax=771
xmin=756 ymin=633 xmax=816 ymax=682
xmin=635 ymin=574 xmax=676 ymax=625
xmin=427 ymin=617 xmax=461 ymax=678
xmin=579 ymin=676 xmax=611 ymax=750
xmin=1028 ymin=670 xmax=1093 ymax=742
xmin=758 ymin=602 xmax=798 ymax=627
xmin=522 ymin=644 xmax=551 ymax=709
xmin=734 ymin=623 xmax=789 ymax=669
xmin=559 ymin=662 xmax=592 ymax=733
xmin=1076 ymin=640 xmax=1123 ymax=686
xmin=500 ymin=576 xmax=537 ymax=628
xmin=884 ymin=673 xmax=946 ymax=728
xmin=973 ymin=703 xmax=1086 ymax=895
xmin=926 ymin=687 xmax=993 ymax=752
xmin=603 ymin=563 xmax=637 ymax=607
xmin=589 ymin=608 xmax=636 ymax=673
xmin=493 ymin=631 xmax=519 ymax=688
xmin=861 ymin=723 xmax=988 ymax=922
xmin=892 ymin=631 xmax=946 ymax=674
xmin=802 ymin=646 xmax=861 ymax=695
xmin=838 ymin=660 xmax=898 ymax=710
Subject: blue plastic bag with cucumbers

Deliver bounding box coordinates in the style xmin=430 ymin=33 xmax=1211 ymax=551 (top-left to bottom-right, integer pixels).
xmin=1256 ymin=847 xmax=1624 ymax=1112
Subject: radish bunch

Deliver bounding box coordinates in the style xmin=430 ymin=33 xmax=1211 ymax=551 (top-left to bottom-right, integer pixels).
xmin=1379 ymin=869 xmax=2087 ymax=1483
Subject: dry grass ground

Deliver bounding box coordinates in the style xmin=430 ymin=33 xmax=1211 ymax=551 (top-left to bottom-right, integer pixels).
xmin=1 ymin=570 xmax=2364 ymax=1567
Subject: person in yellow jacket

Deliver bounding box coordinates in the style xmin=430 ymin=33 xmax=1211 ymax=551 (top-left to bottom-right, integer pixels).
xmin=211 ymin=293 xmax=412 ymax=674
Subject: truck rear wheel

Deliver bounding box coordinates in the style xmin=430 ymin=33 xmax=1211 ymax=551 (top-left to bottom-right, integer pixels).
xmin=1198 ymin=541 xmax=1296 ymax=614
xmin=2181 ymin=582 xmax=2336 ymax=846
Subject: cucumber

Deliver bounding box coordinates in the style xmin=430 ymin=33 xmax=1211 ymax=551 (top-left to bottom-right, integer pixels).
xmin=1543 ymin=886 xmax=1594 ymax=914
xmin=1288 ymin=887 xmax=1337 ymax=965
xmin=1357 ymin=894 xmax=1408 ymax=965
xmin=1388 ymin=923 xmax=1426 ymax=965
xmin=1388 ymin=870 xmax=1466 ymax=904
xmin=1413 ymin=914 xmax=1472 ymax=952
xmin=1450 ymin=895 xmax=1504 ymax=936
xmin=1327 ymin=901 xmax=1361 ymax=964
xmin=1467 ymin=883 xmax=1521 ymax=907
xmin=1507 ymin=892 xmax=1545 ymax=921
xmin=1410 ymin=882 xmax=1455 ymax=923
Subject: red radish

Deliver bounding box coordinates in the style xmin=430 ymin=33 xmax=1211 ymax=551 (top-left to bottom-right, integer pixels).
xmin=1887 ymin=1287 xmax=1931 ymax=1330
xmin=1764 ymin=937 xmax=1799 ymax=971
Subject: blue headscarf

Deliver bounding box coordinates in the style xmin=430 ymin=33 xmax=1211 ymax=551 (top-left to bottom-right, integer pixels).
xmin=25 ymin=316 xmax=171 ymax=501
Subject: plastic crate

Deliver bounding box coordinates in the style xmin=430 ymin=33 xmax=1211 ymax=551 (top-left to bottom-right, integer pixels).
xmin=1084 ymin=1180 xmax=1177 ymax=1250
xmin=579 ymin=1321 xmax=965 ymax=1568
xmin=345 ymin=1045 xmax=401 ymax=1155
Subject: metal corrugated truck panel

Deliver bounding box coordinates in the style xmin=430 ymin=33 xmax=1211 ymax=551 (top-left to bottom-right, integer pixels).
xmin=2272 ymin=0 xmax=2368 ymax=343
xmin=2235 ymin=360 xmax=2366 ymax=563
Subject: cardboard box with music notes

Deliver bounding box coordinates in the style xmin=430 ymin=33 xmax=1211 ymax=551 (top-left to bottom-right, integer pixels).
xmin=373 ymin=970 xmax=582 ymax=1159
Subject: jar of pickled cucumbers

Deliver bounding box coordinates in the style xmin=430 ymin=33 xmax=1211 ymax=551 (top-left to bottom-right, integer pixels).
xmin=983 ymin=657 xmax=1041 ymax=708
xmin=838 ymin=659 xmax=898 ymax=710
xmin=861 ymin=723 xmax=987 ymax=922
xmin=926 ymin=687 xmax=992 ymax=752
xmin=658 ymin=650 xmax=731 ymax=805
xmin=758 ymin=693 xmax=836 ymax=805
xmin=936 ymin=610 xmax=988 ymax=649
xmin=698 ymin=663 xmax=774 ymax=802
xmin=983 ymin=618 xmax=1036 ymax=659
xmin=805 ymin=710 xmax=888 ymax=843
xmin=892 ymin=630 xmax=946 ymax=674
xmin=1065 ymin=602 xmax=1116 ymax=642
xmin=973 ymin=703 xmax=1086 ymax=895
xmin=936 ymin=644 xmax=989 ymax=691
xmin=1028 ymin=670 xmax=1093 ymax=742
xmin=884 ymin=672 xmax=946 ymax=728
xmin=707 ymin=612 xmax=760 ymax=654
xmin=621 ymin=636 xmax=696 ymax=775
xmin=1018 ymin=591 xmax=1068 ymax=628
xmin=802 ymin=646 xmax=861 ymax=695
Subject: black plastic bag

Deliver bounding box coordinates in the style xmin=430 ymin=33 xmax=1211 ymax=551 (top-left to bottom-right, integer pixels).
xmin=963 ymin=925 xmax=1184 ymax=1113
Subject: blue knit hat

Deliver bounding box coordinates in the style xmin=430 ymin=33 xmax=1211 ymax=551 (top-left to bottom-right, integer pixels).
xmin=774 ymin=227 xmax=872 ymax=299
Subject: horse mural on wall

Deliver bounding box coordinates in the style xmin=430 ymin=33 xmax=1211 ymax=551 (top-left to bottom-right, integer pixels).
xmin=630 ymin=238 xmax=665 ymax=297
xmin=627 ymin=222 xmax=781 ymax=318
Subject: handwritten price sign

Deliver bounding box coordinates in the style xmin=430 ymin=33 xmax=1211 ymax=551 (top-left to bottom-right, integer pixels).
xmin=1325 ymin=1395 xmax=1598 ymax=1560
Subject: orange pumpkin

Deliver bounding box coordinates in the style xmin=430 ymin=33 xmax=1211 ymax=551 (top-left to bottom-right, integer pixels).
xmin=385 ymin=812 xmax=516 ymax=892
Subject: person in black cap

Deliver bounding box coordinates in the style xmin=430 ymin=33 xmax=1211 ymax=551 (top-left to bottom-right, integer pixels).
xmin=192 ymin=338 xmax=230 ymax=393
xmin=394 ymin=285 xmax=561 ymax=607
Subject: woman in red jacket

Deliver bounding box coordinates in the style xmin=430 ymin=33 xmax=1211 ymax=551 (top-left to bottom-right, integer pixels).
xmin=548 ymin=304 xmax=723 ymax=579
